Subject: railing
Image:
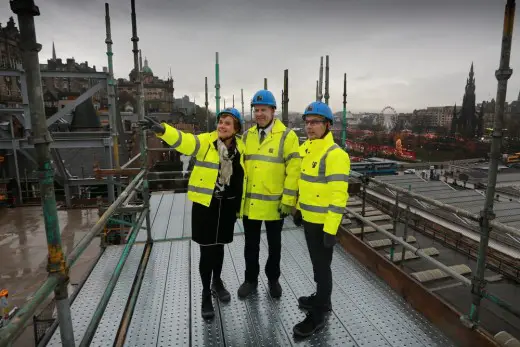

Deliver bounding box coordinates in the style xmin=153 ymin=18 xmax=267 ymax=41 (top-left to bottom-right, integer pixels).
xmin=346 ymin=171 xmax=520 ymax=325
xmin=0 ymin=168 xmax=149 ymax=347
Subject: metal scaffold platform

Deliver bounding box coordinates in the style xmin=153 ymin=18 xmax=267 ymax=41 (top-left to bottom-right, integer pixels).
xmin=45 ymin=192 xmax=455 ymax=347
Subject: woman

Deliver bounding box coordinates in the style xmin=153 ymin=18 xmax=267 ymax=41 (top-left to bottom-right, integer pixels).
xmin=141 ymin=108 xmax=246 ymax=319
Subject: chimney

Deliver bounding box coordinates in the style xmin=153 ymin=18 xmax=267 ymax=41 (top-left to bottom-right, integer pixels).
xmin=103 ymin=66 xmax=108 ymax=73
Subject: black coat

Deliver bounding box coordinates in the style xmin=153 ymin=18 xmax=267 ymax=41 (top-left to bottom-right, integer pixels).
xmin=191 ymin=140 xmax=244 ymax=245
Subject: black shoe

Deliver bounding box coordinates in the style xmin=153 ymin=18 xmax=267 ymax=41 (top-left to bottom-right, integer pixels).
xmin=293 ymin=312 xmax=325 ymax=338
xmin=212 ymin=278 xmax=231 ymax=302
xmin=269 ymin=281 xmax=282 ymax=298
xmin=298 ymin=293 xmax=332 ymax=311
xmin=237 ymin=281 xmax=257 ymax=298
xmin=201 ymin=290 xmax=214 ymax=319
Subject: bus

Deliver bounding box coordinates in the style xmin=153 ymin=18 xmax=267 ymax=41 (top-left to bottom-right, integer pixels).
xmin=350 ymin=161 xmax=399 ymax=176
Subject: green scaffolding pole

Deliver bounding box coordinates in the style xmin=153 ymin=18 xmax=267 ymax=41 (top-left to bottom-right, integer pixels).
xmin=215 ymin=52 xmax=221 ymax=115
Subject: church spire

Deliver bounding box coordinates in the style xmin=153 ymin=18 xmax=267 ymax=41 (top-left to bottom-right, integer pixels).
xmin=52 ymin=41 xmax=56 ymax=60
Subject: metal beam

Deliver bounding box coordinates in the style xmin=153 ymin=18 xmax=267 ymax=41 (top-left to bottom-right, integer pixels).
xmin=18 ymin=148 xmax=37 ymax=165
xmin=0 ymin=137 xmax=110 ymax=149
xmin=67 ymin=178 xmax=110 ymax=186
xmin=0 ymin=108 xmax=24 ymax=113
xmin=46 ymin=82 xmax=105 ymax=126
xmin=0 ymin=70 xmax=108 ymax=79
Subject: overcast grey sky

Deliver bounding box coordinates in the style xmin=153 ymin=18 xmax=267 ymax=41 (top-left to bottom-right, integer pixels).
xmin=2 ymin=0 xmax=520 ymax=113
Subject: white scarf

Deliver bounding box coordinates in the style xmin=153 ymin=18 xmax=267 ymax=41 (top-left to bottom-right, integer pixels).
xmin=217 ymin=138 xmax=235 ymax=186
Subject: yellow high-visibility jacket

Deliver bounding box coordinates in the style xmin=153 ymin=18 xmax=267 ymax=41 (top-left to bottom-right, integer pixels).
xmin=297 ymin=132 xmax=350 ymax=235
xmin=242 ymin=119 xmax=301 ymax=221
xmin=157 ymin=123 xmax=247 ymax=216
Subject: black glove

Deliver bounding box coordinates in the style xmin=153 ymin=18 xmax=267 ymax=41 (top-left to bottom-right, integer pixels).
xmin=138 ymin=116 xmax=165 ymax=135
xmin=323 ymin=233 xmax=336 ymax=248
xmin=293 ymin=210 xmax=303 ymax=227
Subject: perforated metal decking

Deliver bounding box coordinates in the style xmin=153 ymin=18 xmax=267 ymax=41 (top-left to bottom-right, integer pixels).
xmin=46 ymin=192 xmax=456 ymax=346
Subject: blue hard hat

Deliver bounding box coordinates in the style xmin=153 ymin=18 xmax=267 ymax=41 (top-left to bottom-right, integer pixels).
xmin=251 ymin=90 xmax=277 ymax=109
xmin=217 ymin=107 xmax=243 ymax=129
xmin=302 ymin=101 xmax=334 ymax=124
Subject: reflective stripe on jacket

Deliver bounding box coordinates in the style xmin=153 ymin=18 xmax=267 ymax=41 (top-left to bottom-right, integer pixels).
xmin=157 ymin=123 xmax=247 ymax=216
xmin=242 ymin=119 xmax=301 ymax=221
xmin=297 ymin=132 xmax=350 ymax=235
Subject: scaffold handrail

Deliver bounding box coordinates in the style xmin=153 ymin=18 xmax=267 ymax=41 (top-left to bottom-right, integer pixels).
xmin=78 ymin=207 xmax=148 ymax=347
xmin=361 ymin=174 xmax=520 ymax=239
xmin=67 ymin=170 xmax=145 ymax=267
xmin=0 ymin=169 xmax=146 ymax=347
xmin=121 ymin=152 xmax=141 ymax=169
xmin=346 ymin=207 xmax=472 ymax=285
xmin=0 ymin=277 xmax=59 ymax=346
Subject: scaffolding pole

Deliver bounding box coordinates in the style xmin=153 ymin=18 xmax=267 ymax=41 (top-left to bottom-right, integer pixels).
xmin=241 ymin=88 xmax=244 ymax=120
xmin=215 ymin=52 xmax=221 ymax=114
xmin=205 ymin=77 xmax=209 ymax=131
xmin=78 ymin=208 xmax=148 ymax=347
xmin=342 ymin=73 xmax=347 ymax=147
xmin=324 ymin=55 xmax=330 ymax=105
xmin=131 ymin=0 xmax=152 ymax=243
xmin=105 ymin=3 xmax=119 ymax=170
xmin=9 ymin=118 xmax=23 ymax=204
xmin=283 ymin=69 xmax=289 ymax=127
xmin=9 ymin=0 xmax=75 ymax=346
xmin=465 ymin=0 xmax=516 ymax=327
xmin=318 ymin=56 xmax=324 ymax=102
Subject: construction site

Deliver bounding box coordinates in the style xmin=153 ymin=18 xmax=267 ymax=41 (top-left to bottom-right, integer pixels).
xmin=1 ymin=0 xmax=520 ymax=346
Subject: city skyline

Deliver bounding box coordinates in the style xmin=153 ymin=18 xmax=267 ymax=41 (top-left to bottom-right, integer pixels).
xmin=1 ymin=0 xmax=520 ymax=114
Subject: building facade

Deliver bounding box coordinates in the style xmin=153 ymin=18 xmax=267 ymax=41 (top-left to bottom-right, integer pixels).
xmin=116 ymin=57 xmax=174 ymax=114
xmin=0 ymin=17 xmax=22 ymax=108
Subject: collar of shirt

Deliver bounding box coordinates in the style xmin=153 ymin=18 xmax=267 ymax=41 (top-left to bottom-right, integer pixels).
xmin=258 ymin=120 xmax=274 ymax=139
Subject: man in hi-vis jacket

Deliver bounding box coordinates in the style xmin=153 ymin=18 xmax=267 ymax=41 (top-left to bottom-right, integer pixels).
xmin=237 ymin=90 xmax=301 ymax=299
xmin=292 ymin=101 xmax=350 ymax=337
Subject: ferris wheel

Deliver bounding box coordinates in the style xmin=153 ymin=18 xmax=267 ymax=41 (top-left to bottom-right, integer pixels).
xmin=379 ymin=106 xmax=398 ymax=132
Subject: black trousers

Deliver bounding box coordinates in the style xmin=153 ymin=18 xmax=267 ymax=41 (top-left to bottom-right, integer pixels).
xmin=199 ymin=244 xmax=224 ymax=292
xmin=303 ymin=221 xmax=333 ymax=311
xmin=243 ymin=216 xmax=284 ymax=283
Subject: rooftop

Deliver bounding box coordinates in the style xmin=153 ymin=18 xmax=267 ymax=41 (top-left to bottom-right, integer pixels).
xmin=45 ymin=191 xmax=455 ymax=346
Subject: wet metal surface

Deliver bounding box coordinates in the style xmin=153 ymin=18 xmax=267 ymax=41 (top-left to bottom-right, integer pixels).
xmin=0 ymin=206 xmax=102 ymax=346
xmin=77 ymin=192 xmax=455 ymax=347
xmin=0 ymin=207 xmax=100 ymax=309
xmin=135 ymin=192 xmax=256 ymax=242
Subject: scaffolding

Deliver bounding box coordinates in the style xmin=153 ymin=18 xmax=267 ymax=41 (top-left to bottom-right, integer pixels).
xmin=0 ymin=0 xmax=518 ymax=346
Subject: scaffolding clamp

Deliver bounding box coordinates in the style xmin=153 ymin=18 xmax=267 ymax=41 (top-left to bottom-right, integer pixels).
xmin=470 ymin=275 xmax=487 ymax=299
xmin=478 ymin=209 xmax=495 ymax=227
xmin=27 ymin=131 xmax=53 ymax=145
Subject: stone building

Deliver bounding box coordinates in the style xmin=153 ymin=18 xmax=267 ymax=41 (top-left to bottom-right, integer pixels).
xmin=116 ymin=57 xmax=174 ymax=113
xmin=0 ymin=17 xmax=22 ymax=108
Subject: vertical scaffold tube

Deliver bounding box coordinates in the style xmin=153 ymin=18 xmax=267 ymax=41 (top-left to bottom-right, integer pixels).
xmin=324 ymin=55 xmax=330 ymax=105
xmin=10 ymin=0 xmax=75 ymax=345
xmin=205 ymin=77 xmax=209 ymax=131
xmin=283 ymin=69 xmax=289 ymax=127
xmin=215 ymin=52 xmax=221 ymax=114
xmin=466 ymin=0 xmax=516 ymax=327
xmin=342 ymin=73 xmax=347 ymax=147
xmin=131 ymin=0 xmax=152 ymax=243
xmin=105 ymin=3 xmax=119 ymax=169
